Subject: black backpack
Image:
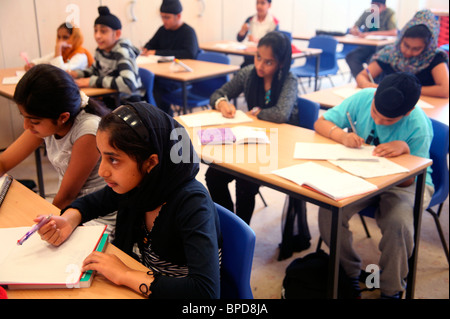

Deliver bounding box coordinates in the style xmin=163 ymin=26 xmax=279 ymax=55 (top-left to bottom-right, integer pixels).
xmin=282 ymin=249 xmax=361 ymax=299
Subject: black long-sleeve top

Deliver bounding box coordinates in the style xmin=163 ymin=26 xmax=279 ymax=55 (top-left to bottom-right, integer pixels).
xmin=68 ymin=179 xmax=221 ymax=299
xmin=143 ymin=23 xmax=200 ymax=59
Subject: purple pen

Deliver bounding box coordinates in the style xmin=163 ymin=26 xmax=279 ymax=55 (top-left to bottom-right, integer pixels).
xmin=17 ymin=214 xmax=53 ymax=245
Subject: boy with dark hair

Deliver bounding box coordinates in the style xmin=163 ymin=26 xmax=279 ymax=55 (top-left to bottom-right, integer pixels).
xmin=314 ymin=72 xmax=434 ymax=299
xmin=71 ymin=6 xmax=143 ymax=105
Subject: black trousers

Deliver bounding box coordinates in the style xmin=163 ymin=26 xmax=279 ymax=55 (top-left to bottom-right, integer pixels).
xmin=345 ymin=46 xmax=377 ymax=78
xmin=205 ymin=167 xmax=260 ymax=224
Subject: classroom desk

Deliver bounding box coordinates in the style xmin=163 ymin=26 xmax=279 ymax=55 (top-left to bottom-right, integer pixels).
xmin=301 ymin=83 xmax=450 ymax=125
xmin=139 ymin=59 xmax=240 ymax=114
xmin=293 ymin=34 xmax=396 ymax=47
xmin=199 ymin=41 xmax=323 ymax=90
xmin=0 ymin=178 xmax=147 ymax=299
xmin=176 ymin=110 xmax=432 ymax=299
xmin=0 ymin=67 xmax=118 ymax=101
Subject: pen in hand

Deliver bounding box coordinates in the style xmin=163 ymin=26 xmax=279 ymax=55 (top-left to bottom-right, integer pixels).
xmin=17 ymin=214 xmax=53 ymax=245
xmin=362 ymin=63 xmax=375 ymax=83
xmin=346 ymin=112 xmax=357 ymax=135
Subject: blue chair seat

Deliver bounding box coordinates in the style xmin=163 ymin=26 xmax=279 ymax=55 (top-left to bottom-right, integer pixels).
xmin=215 ymin=203 xmax=255 ymax=299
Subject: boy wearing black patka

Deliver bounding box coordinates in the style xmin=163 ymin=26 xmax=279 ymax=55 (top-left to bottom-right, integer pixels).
xmin=314 ymin=72 xmax=434 ymax=299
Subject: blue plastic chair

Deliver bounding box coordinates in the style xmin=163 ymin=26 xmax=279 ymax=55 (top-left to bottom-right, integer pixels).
xmin=138 ymin=68 xmax=157 ymax=106
xmin=297 ymin=96 xmax=320 ymax=130
xmin=215 ymin=203 xmax=256 ymax=299
xmin=291 ymin=35 xmax=339 ymax=91
xmin=358 ymin=119 xmax=449 ymax=265
xmin=161 ymin=52 xmax=231 ymax=113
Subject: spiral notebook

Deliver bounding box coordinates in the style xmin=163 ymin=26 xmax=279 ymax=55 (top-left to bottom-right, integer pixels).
xmin=0 ymin=225 xmax=107 ymax=289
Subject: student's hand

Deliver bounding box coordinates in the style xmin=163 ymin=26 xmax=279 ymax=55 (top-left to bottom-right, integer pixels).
xmin=349 ymin=26 xmax=362 ymax=37
xmin=373 ymin=141 xmax=410 ymax=158
xmin=68 ymin=70 xmax=79 ymax=79
xmin=82 ymin=252 xmax=131 ymax=286
xmin=239 ymin=23 xmax=249 ymax=37
xmin=36 ymin=215 xmax=75 ymax=247
xmin=75 ymin=78 xmax=90 ymax=88
xmin=342 ymin=132 xmax=364 ymax=148
xmin=217 ymin=100 xmax=236 ymax=118
xmin=24 ymin=63 xmax=35 ymax=71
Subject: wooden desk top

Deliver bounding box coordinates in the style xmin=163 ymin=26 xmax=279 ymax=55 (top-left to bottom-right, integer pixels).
xmin=139 ymin=59 xmax=239 ymax=83
xmin=200 ymin=41 xmax=322 ymax=59
xmin=0 ymin=179 xmax=146 ymax=299
xmin=301 ymin=84 xmax=449 ymax=125
xmin=176 ymin=111 xmax=432 ymax=208
xmin=293 ymin=34 xmax=396 ymax=47
xmin=0 ymin=67 xmax=117 ymax=100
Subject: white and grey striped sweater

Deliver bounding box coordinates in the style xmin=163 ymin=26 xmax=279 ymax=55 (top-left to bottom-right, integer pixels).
xmin=76 ymin=38 xmax=144 ymax=99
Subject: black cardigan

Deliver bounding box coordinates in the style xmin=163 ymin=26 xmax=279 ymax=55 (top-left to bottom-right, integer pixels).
xmin=68 ymin=179 xmax=221 ymax=299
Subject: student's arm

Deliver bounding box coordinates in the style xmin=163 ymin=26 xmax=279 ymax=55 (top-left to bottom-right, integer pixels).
xmin=356 ymin=61 xmax=382 ymax=88
xmin=421 ymin=63 xmax=450 ymax=98
xmin=210 ymin=67 xmax=249 ymax=118
xmin=51 ymin=134 xmax=100 ymax=209
xmin=237 ymin=17 xmax=252 ymax=42
xmin=0 ymin=131 xmax=43 ymax=175
xmin=314 ymin=116 xmax=364 ymax=148
xmin=90 ymin=57 xmax=140 ymax=95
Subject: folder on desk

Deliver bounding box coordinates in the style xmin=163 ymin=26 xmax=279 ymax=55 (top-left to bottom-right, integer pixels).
xmin=0 ymin=225 xmax=107 ymax=290
xmin=0 ymin=175 xmax=13 ymax=207
xmin=272 ymin=162 xmax=378 ymax=201
xmin=180 ymin=110 xmax=253 ymax=127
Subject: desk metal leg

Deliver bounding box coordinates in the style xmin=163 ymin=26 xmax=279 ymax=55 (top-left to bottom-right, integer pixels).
xmin=327 ymin=206 xmax=342 ymax=299
xmin=314 ymin=55 xmax=321 ymax=91
xmin=406 ymin=170 xmax=426 ymax=299
xmin=34 ymin=148 xmax=45 ymax=198
xmin=182 ymin=83 xmax=188 ymax=115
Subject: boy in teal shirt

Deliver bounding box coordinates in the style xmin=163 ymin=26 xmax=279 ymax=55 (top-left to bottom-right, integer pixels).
xmin=314 ymin=72 xmax=434 ymax=298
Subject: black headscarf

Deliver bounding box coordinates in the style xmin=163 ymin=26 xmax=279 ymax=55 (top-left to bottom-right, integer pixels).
xmin=246 ymin=31 xmax=292 ymax=110
xmin=106 ymin=102 xmax=199 ymax=254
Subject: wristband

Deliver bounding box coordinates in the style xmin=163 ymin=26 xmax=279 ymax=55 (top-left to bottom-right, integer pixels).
xmin=214 ymin=97 xmax=228 ymax=110
xmin=329 ymin=125 xmax=338 ymax=138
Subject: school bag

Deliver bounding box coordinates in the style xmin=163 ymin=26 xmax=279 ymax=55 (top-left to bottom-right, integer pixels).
xmin=281 ymin=249 xmax=361 ymax=299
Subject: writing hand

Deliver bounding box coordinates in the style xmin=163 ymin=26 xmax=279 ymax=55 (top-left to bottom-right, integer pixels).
xmin=218 ymin=100 xmax=236 ymax=118
xmin=342 ymin=132 xmax=364 ymax=148
xmin=36 ymin=215 xmax=74 ymax=247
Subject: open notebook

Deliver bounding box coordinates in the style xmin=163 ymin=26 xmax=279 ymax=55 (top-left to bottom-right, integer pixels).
xmin=0 ymin=225 xmax=107 ymax=289
xmin=198 ymin=126 xmax=269 ymax=145
xmin=272 ymin=162 xmax=378 ymax=201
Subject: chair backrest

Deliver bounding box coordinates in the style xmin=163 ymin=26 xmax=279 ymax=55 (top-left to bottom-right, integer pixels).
xmin=428 ymin=119 xmax=449 ymax=208
xmin=306 ymin=35 xmax=339 ymax=71
xmin=297 ymin=97 xmax=320 ymax=130
xmin=138 ymin=68 xmax=157 ymax=106
xmin=191 ymin=52 xmax=231 ymax=97
xmin=215 ymin=203 xmax=255 ymax=299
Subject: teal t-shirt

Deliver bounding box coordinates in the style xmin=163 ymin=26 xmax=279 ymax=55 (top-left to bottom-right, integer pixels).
xmin=323 ymin=88 xmax=434 ymax=186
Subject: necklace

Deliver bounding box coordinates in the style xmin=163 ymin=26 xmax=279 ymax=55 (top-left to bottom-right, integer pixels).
xmin=265 ymin=89 xmax=271 ymax=105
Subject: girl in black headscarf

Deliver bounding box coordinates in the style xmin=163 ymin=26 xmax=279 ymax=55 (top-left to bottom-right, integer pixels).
xmin=38 ymin=102 xmax=221 ymax=299
xmin=207 ymin=31 xmax=299 ymax=224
